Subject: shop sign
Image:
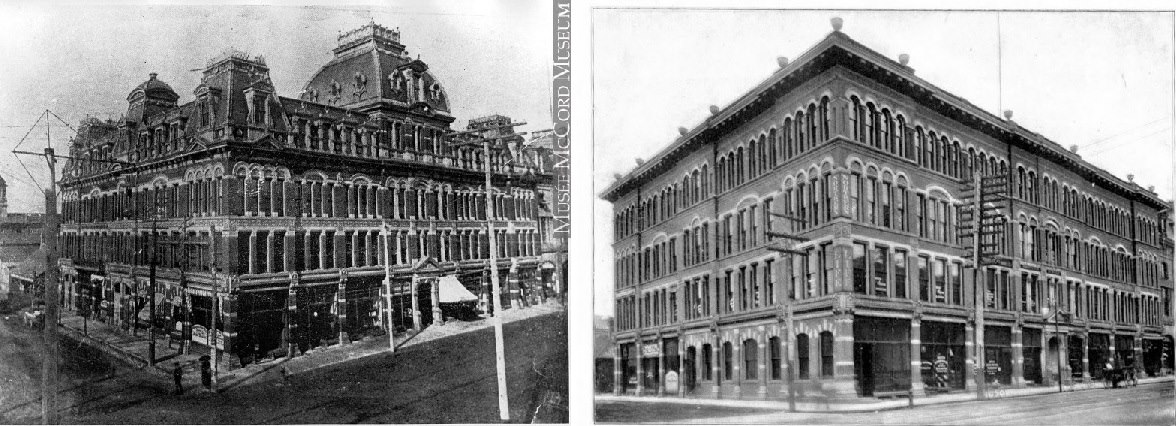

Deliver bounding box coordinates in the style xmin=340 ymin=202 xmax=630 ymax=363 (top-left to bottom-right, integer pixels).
xmin=641 ymin=343 xmax=661 ymax=357
xmin=664 ymin=371 xmax=679 ymax=393
xmin=985 ymin=359 xmax=1000 ymax=375
xmin=934 ymin=355 xmax=949 ymax=373
xmin=191 ymin=325 xmax=226 ymax=350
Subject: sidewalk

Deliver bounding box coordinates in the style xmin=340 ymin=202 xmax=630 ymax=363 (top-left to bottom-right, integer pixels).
xmin=595 ymin=375 xmax=1176 ymax=413
xmin=58 ymin=300 xmax=566 ymax=394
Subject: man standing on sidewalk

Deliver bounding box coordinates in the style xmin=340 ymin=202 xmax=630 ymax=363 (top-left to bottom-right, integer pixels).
xmin=173 ymin=362 xmax=184 ymax=395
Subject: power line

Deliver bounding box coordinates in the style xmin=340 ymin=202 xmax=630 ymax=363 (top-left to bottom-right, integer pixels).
xmin=1084 ymin=125 xmax=1172 ymax=156
xmin=1081 ymin=117 xmax=1169 ymax=150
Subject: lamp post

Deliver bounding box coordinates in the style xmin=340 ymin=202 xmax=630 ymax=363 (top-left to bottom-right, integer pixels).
xmin=1043 ymin=298 xmax=1067 ymax=393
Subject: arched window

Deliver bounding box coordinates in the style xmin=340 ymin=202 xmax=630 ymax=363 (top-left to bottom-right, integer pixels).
xmin=925 ymin=131 xmax=937 ymax=171
xmin=914 ymin=127 xmax=925 ymax=166
xmin=768 ymin=129 xmax=778 ymax=167
xmin=850 ymin=96 xmax=863 ymax=142
xmin=797 ymin=333 xmax=810 ymax=380
xmin=819 ymin=331 xmax=834 ymax=378
xmin=820 ymin=96 xmax=831 ymax=141
xmin=747 ymin=139 xmax=758 ymax=177
xmin=807 ymin=103 xmax=818 ymax=147
xmin=701 ymin=164 xmax=709 ymax=197
xmin=881 ymin=109 xmax=892 ymax=153
xmin=897 ymin=114 xmax=909 ymax=159
xmin=796 ymin=111 xmax=807 ymax=152
xmin=736 ymin=147 xmax=745 ymax=184
xmin=866 ymin=103 xmax=878 ymax=147
xmin=783 ymin=118 xmax=794 ymax=159
xmin=743 ymin=338 xmax=759 ymax=380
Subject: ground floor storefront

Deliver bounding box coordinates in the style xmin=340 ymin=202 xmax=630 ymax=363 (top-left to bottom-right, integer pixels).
xmin=612 ymin=311 xmax=1172 ymax=402
xmin=58 ymin=257 xmax=556 ymax=368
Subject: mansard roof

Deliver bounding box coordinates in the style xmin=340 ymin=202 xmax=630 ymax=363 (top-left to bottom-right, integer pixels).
xmin=601 ymin=28 xmax=1169 ymax=211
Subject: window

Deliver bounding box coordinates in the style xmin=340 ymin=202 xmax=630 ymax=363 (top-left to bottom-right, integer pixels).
xmin=770 ymin=336 xmax=782 ymax=379
xmin=865 ymin=177 xmax=877 ymax=224
xmin=951 ymin=261 xmax=963 ymax=305
xmin=853 ymin=243 xmax=867 ymax=294
xmin=797 ymin=334 xmax=810 ymax=380
xmin=848 ymin=174 xmax=861 ymax=221
xmin=895 ymin=186 xmax=907 ymax=232
xmin=702 ymin=344 xmax=713 ymax=380
xmin=894 ymin=249 xmax=908 ymax=299
xmin=820 ymin=331 xmax=834 ymax=378
xmin=882 ymin=181 xmax=893 ymax=228
xmin=933 ymin=258 xmax=947 ymax=303
xmin=917 ymin=194 xmax=926 ymax=238
xmin=723 ymin=342 xmax=734 ymax=380
xmin=744 ymin=339 xmax=758 ymax=380
xmin=873 ymin=245 xmax=889 ymax=297
xmin=918 ymin=255 xmax=930 ymax=302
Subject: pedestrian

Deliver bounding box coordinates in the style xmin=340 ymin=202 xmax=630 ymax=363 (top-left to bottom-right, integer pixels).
xmin=281 ymin=365 xmax=290 ymax=386
xmin=172 ymin=362 xmax=184 ymax=395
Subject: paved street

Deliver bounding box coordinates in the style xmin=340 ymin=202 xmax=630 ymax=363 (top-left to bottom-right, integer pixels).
xmin=0 ymin=308 xmax=567 ymax=424
xmin=596 ymin=382 xmax=1175 ymax=424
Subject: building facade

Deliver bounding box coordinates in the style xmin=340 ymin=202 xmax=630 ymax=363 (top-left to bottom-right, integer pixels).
xmin=602 ymin=24 xmax=1174 ymax=401
xmin=57 ymin=23 xmax=554 ymax=365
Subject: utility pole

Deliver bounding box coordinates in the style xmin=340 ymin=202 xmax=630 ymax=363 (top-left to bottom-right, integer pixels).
xmin=10 ymin=110 xmax=64 ymax=424
xmin=448 ymin=120 xmax=527 ymax=422
xmin=382 ymin=221 xmax=396 ymax=353
xmin=766 ymin=208 xmax=808 ymax=412
xmin=42 ymin=148 xmax=60 ymax=425
xmin=209 ymin=224 xmax=219 ymax=392
xmin=958 ymin=171 xmax=1009 ymax=400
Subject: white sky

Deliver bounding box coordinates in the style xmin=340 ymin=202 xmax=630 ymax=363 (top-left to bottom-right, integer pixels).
xmin=0 ymin=1 xmax=552 ymax=213
xmin=592 ymin=9 xmax=1176 ymax=316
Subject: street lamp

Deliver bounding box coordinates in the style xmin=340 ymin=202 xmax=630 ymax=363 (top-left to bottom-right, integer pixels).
xmin=1042 ymin=297 xmax=1068 ymax=393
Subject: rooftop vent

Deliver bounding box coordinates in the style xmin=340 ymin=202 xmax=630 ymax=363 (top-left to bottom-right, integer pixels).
xmin=635 ymin=158 xmax=645 ymax=165
xmin=898 ymin=54 xmax=910 ymax=66
xmin=678 ymin=127 xmax=689 ymax=136
xmin=1128 ymin=174 xmax=1135 ymax=183
xmin=1003 ymin=110 xmax=1014 ymax=120
xmin=709 ymin=105 xmax=720 ymax=115
xmin=777 ymin=56 xmax=789 ymax=67
xmin=1069 ymin=144 xmax=1079 ymax=153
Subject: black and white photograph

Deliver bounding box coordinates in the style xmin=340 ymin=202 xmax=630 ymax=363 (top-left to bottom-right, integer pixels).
xmin=592 ymin=8 xmax=1175 ymax=425
xmin=0 ymin=1 xmax=568 ymax=423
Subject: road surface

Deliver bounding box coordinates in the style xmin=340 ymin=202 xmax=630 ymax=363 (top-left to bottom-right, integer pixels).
xmin=0 ymin=310 xmax=567 ymax=424
xmin=596 ymin=381 xmax=1174 ymax=424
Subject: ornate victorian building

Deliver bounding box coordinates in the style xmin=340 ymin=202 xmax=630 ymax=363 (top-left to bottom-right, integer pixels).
xmin=57 ymin=23 xmax=553 ymax=365
xmin=602 ymin=21 xmax=1174 ymax=402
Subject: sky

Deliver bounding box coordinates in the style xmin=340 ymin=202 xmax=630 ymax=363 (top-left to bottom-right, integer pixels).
xmin=592 ymin=9 xmax=1176 ymax=316
xmin=0 ymin=1 xmax=553 ymax=213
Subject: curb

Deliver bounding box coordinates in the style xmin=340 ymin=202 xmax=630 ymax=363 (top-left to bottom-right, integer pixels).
xmin=595 ymin=376 xmax=1176 ymax=413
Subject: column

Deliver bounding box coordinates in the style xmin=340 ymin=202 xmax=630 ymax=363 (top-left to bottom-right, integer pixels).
xmin=964 ymin=322 xmax=976 ymax=391
xmin=318 ymin=231 xmax=328 ymax=270
xmin=411 ymin=275 xmax=422 ymax=331
xmin=829 ymin=313 xmax=857 ymax=398
xmin=731 ymin=337 xmax=742 ymax=399
xmin=657 ymin=337 xmax=665 ymax=396
xmin=910 ymin=317 xmax=926 ymax=396
xmin=1082 ymin=332 xmax=1091 ymax=380
xmin=758 ymin=335 xmax=768 ymax=399
xmin=337 ymin=271 xmax=348 ymax=344
xmin=614 ymin=343 xmax=623 ymax=395
xmin=1012 ymin=324 xmax=1025 ymax=386
xmin=286 ymin=272 xmax=299 ymax=357
xmin=283 ymin=231 xmax=295 ymax=273
xmin=351 ymin=231 xmax=360 ymax=268
xmin=222 ymin=292 xmax=239 ymax=370
xmin=265 ymin=231 xmax=275 ymax=273
xmin=431 ymin=277 xmax=443 ymax=326
xmin=247 ymin=231 xmax=258 ymax=274
xmin=636 ymin=340 xmax=645 ymax=396
xmin=680 ymin=338 xmax=689 ymax=398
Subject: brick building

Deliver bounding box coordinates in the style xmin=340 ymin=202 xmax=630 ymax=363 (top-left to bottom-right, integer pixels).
xmin=602 ymin=21 xmax=1173 ymax=401
xmin=57 ymin=22 xmax=553 ymax=365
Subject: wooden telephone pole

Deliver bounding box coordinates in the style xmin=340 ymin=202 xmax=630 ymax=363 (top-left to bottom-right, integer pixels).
xmin=448 ymin=120 xmax=527 ymax=422
xmin=958 ymin=171 xmax=1009 ymax=400
xmin=765 ymin=209 xmax=808 ymax=412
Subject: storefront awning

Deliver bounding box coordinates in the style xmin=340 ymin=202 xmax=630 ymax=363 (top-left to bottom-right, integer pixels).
xmin=438 ymin=275 xmax=477 ymax=303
